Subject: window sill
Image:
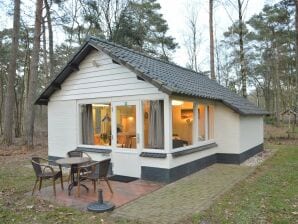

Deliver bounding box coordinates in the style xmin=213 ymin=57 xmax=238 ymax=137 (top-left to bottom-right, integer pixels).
xmin=77 ymin=146 xmax=112 ymax=154
xmin=171 ymin=142 xmax=217 ymax=158
xmin=140 ymin=152 xmax=167 ymax=158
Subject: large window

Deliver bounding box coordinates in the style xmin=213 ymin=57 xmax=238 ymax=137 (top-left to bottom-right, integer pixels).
xmin=172 ymin=100 xmax=193 ymax=148
xmin=143 ymin=100 xmax=164 ymax=149
xmin=81 ymin=103 xmax=111 ymax=146
xmin=172 ymin=99 xmax=215 ymax=149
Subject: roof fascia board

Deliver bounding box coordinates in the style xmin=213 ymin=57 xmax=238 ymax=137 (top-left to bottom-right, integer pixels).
xmin=35 ymin=42 xmax=93 ymax=105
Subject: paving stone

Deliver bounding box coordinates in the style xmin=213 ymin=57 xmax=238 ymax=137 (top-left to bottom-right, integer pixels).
xmin=112 ymin=164 xmax=254 ymax=224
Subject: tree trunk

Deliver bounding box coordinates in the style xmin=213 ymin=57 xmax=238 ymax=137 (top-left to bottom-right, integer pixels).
xmin=237 ymin=0 xmax=247 ymax=98
xmin=295 ymin=0 xmax=298 ymax=110
xmin=42 ymin=17 xmax=49 ymax=80
xmin=274 ymin=46 xmax=281 ymax=127
xmin=209 ymin=0 xmax=216 ymax=80
xmin=44 ymin=0 xmax=54 ymax=78
xmin=24 ymin=0 xmax=43 ymax=148
xmin=215 ymin=37 xmax=221 ymax=85
xmin=2 ymin=0 xmax=21 ymax=145
xmin=14 ymin=83 xmax=21 ymax=138
xmin=22 ymin=25 xmax=31 ymax=136
xmin=192 ymin=20 xmax=198 ymax=72
xmin=0 ymin=68 xmax=4 ymax=135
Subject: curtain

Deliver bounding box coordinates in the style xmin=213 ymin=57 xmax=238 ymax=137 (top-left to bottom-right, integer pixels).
xmin=148 ymin=100 xmax=164 ymax=149
xmin=82 ymin=104 xmax=94 ymax=145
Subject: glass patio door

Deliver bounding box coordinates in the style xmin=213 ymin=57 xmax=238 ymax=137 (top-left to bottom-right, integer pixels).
xmin=115 ymin=104 xmax=138 ymax=149
xmin=111 ymin=101 xmax=141 ymax=177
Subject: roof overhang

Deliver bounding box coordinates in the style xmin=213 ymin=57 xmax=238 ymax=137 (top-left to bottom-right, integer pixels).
xmin=35 ymin=41 xmax=94 ymax=105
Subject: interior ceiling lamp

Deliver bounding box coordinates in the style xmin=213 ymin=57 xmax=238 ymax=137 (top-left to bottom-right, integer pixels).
xmin=93 ymin=104 xmax=110 ymax=107
xmin=171 ymin=100 xmax=184 ymax=106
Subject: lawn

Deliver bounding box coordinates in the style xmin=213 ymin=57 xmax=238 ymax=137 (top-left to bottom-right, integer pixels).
xmin=191 ymin=144 xmax=298 ymax=224
xmin=0 ymin=148 xmax=108 ymax=224
xmin=0 ymin=143 xmax=297 ymax=224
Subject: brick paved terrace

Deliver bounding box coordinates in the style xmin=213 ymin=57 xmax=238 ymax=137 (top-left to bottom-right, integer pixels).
xmin=29 ymin=164 xmax=254 ymax=224
xmin=30 ymin=179 xmax=163 ymax=210
xmin=112 ymin=164 xmax=254 ymax=224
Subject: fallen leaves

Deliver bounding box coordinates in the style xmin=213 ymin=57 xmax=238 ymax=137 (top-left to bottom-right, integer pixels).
xmin=26 ymin=205 xmax=34 ymax=209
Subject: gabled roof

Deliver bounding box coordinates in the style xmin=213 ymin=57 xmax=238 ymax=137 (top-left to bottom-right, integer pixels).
xmin=36 ymin=36 xmax=267 ymax=115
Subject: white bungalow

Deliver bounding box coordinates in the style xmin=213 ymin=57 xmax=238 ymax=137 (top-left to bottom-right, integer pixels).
xmin=36 ymin=37 xmax=267 ymax=183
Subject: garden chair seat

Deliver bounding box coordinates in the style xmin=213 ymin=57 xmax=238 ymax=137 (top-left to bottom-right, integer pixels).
xmin=77 ymin=159 xmax=113 ymax=197
xmin=31 ymin=157 xmax=64 ymax=196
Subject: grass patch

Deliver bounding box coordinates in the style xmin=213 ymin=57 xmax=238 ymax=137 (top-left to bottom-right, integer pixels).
xmin=0 ymin=149 xmax=107 ymax=224
xmin=191 ymin=145 xmax=298 ymax=224
xmin=0 ymin=143 xmax=297 ymax=223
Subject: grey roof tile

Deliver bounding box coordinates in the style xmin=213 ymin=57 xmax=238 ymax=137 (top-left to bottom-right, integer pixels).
xmin=36 ymin=37 xmax=267 ymax=115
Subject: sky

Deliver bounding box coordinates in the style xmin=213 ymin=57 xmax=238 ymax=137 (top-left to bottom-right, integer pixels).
xmin=0 ymin=0 xmax=280 ymax=70
xmin=158 ymin=0 xmax=280 ymax=70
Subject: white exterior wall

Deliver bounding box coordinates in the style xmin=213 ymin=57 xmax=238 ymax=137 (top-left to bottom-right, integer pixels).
xmin=239 ymin=116 xmax=264 ymax=153
xmin=47 ymin=47 xmax=264 ymax=177
xmin=48 ymin=48 xmax=169 ymax=174
xmin=48 ymin=100 xmax=77 ymax=158
xmin=214 ymin=102 xmax=240 ymax=154
xmin=169 ymin=146 xmax=217 ymax=168
xmin=50 ymin=49 xmax=161 ymax=101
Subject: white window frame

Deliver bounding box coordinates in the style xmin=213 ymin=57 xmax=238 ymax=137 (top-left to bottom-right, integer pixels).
xmin=77 ymin=102 xmax=113 ymax=150
xmin=170 ymin=98 xmax=215 ymax=151
xmin=76 ymin=95 xmax=167 ymax=152
xmin=141 ymin=99 xmax=166 ymax=151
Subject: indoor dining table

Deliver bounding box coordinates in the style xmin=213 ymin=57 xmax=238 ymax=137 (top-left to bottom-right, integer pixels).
xmin=56 ymin=157 xmax=91 ymax=196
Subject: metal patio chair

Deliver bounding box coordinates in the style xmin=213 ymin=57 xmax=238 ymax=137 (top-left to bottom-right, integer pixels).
xmin=67 ymin=150 xmax=91 ymax=182
xmin=77 ymin=159 xmax=113 ymax=197
xmin=31 ymin=157 xmax=64 ymax=196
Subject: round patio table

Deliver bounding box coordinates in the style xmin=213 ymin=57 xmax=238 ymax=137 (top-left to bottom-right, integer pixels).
xmin=56 ymin=157 xmax=91 ymax=196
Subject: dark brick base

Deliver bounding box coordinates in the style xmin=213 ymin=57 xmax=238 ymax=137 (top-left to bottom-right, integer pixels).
xmin=141 ymin=144 xmax=263 ymax=183
xmin=142 ymin=154 xmax=217 ymax=183
xmin=49 ymin=144 xmax=263 ymax=183
xmin=217 ymin=144 xmax=263 ymax=164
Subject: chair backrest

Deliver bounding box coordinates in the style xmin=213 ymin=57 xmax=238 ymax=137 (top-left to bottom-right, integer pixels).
xmin=67 ymin=150 xmax=83 ymax=157
xmin=31 ymin=157 xmax=42 ymax=177
xmin=97 ymin=159 xmax=111 ymax=178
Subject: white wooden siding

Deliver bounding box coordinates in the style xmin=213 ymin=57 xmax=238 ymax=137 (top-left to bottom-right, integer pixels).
xmin=239 ymin=116 xmax=264 ymax=153
xmin=50 ymin=49 xmax=161 ymax=101
xmin=48 ymin=100 xmax=77 ymax=158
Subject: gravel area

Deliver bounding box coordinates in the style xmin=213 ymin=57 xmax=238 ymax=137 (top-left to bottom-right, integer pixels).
xmin=241 ymin=149 xmax=276 ymax=167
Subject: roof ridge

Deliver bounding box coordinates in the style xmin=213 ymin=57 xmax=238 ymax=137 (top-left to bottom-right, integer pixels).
xmin=88 ymin=36 xmax=208 ymax=78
